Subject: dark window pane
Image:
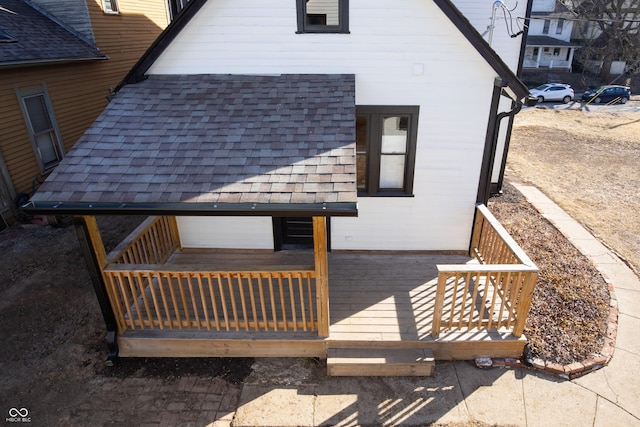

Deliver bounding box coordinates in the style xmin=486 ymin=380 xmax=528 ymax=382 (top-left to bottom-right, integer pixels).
xmin=24 ymin=95 xmax=52 ymax=133
xmin=356 ymin=115 xmax=368 ymax=190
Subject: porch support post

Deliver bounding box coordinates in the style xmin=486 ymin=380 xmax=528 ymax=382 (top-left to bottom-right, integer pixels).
xmin=169 ymin=216 xmax=182 ymax=249
xmin=313 ymin=216 xmax=330 ymax=337
xmin=74 ymin=215 xmax=119 ymax=364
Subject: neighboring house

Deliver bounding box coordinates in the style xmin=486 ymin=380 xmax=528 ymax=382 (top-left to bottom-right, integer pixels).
xmin=0 ymin=0 xmax=173 ymax=226
xmin=569 ymin=1 xmax=639 ymax=77
xmin=524 ymin=0 xmax=579 ymax=70
xmin=26 ymin=0 xmax=538 ymax=375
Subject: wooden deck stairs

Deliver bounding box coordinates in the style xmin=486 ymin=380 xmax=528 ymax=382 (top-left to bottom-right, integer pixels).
xmin=327 ymin=347 xmax=436 ymax=377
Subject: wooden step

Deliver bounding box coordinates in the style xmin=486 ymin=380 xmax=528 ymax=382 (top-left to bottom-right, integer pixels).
xmin=327 ymin=347 xmax=435 ymax=377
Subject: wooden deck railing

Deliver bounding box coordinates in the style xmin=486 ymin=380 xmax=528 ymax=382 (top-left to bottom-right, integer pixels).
xmin=432 ymin=205 xmax=538 ymax=338
xmin=101 ymin=216 xmax=323 ymax=336
xmin=108 ymin=216 xmax=180 ymax=265
xmin=103 ymin=265 xmax=318 ymax=334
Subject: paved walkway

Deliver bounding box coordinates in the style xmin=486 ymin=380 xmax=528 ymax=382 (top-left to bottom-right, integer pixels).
xmin=231 ymin=184 xmax=640 ymax=427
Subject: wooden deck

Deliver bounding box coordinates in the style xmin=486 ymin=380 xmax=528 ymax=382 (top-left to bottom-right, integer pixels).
xmin=116 ymin=250 xmax=526 ymax=360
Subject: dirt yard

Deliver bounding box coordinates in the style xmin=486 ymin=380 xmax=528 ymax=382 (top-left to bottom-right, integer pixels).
xmin=0 ymin=217 xmax=253 ymax=425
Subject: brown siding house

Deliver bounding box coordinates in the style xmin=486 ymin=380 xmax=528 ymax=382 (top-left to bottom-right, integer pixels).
xmin=0 ymin=0 xmax=171 ymax=226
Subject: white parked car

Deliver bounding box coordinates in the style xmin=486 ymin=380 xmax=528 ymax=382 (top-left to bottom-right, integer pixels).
xmin=529 ymin=83 xmax=574 ymax=104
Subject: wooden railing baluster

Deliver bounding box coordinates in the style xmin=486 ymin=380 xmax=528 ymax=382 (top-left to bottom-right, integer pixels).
xmin=433 ymin=205 xmax=538 ymax=339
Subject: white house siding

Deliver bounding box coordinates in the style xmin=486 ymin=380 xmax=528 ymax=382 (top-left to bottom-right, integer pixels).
xmin=176 ymin=216 xmax=274 ymax=249
xmin=531 ymin=0 xmax=556 ymax=13
xmin=450 ymin=0 xmax=527 ymax=187
xmin=450 ymin=0 xmax=527 ymax=72
xmin=529 ymin=17 xmax=572 ymax=42
xmin=151 ymin=0 xmax=502 ymax=251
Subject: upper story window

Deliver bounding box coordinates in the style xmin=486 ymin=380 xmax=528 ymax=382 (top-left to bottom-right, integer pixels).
xmin=356 ymin=106 xmax=419 ymax=197
xmin=296 ymin=0 xmax=349 ymax=34
xmin=542 ymin=19 xmax=550 ymax=34
xmin=16 ymin=86 xmax=65 ymax=173
xmin=103 ymin=0 xmax=120 ymax=14
xmin=556 ymin=19 xmax=564 ymax=34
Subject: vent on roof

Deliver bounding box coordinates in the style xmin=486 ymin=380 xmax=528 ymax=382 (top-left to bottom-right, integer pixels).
xmin=0 ymin=28 xmax=17 ymax=43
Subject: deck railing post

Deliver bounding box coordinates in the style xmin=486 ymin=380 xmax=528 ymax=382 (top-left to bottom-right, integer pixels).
xmin=313 ymin=216 xmax=330 ymax=337
xmin=512 ymin=271 xmax=538 ymax=337
xmin=168 ymin=216 xmax=182 ymax=250
xmin=431 ymin=270 xmax=448 ymax=338
xmin=469 ymin=205 xmax=485 ymax=259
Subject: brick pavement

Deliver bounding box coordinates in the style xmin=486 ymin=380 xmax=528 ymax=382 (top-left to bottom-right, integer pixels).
xmin=61 ymin=376 xmax=241 ymax=427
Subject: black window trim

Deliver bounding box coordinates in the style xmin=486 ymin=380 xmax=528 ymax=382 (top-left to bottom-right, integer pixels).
xmin=356 ymin=105 xmax=419 ymax=197
xmin=296 ymin=0 xmax=350 ymax=34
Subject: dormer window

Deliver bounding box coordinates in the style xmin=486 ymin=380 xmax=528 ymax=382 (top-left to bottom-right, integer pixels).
xmin=296 ymin=0 xmax=349 ymax=34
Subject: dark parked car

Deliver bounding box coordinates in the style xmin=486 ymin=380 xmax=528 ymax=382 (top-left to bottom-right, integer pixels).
xmin=582 ymin=85 xmax=631 ymax=104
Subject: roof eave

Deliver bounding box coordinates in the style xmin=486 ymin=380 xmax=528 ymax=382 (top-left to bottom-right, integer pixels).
xmin=0 ymin=54 xmax=109 ymax=69
xmin=22 ymin=201 xmax=359 ymax=217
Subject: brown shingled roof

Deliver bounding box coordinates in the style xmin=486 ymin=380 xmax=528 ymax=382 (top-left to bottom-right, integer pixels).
xmin=29 ymin=74 xmax=357 ymax=216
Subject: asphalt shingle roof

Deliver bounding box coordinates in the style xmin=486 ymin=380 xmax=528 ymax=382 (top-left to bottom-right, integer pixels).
xmin=0 ymin=0 xmax=106 ymax=66
xmin=31 ymin=74 xmax=357 ymax=215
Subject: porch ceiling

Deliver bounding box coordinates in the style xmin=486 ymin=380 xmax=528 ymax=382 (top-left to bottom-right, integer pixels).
xmin=28 ymin=74 xmax=357 ymax=217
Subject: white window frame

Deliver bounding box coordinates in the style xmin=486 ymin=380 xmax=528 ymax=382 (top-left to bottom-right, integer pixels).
xmin=16 ymin=85 xmax=65 ymax=173
xmin=102 ymin=0 xmax=120 ymax=14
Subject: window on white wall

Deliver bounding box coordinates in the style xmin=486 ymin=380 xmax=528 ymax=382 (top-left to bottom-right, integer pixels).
xmin=542 ymin=19 xmax=550 ymax=34
xmin=296 ymin=0 xmax=349 ymax=33
xmin=356 ymin=106 xmax=419 ymax=196
xmin=556 ymin=19 xmax=564 ymax=34
xmin=17 ymin=87 xmax=65 ymax=172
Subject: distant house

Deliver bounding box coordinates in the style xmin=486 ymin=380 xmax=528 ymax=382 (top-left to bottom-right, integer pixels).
xmin=569 ymin=1 xmax=638 ymax=78
xmin=0 ymin=0 xmax=173 ymax=227
xmin=26 ymin=0 xmax=538 ymax=375
xmin=524 ymin=0 xmax=579 ymax=70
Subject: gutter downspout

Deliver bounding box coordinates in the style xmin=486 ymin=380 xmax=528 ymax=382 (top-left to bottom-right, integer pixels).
xmin=477 ymin=78 xmax=524 ymax=206
xmin=493 ymin=0 xmax=534 ymax=195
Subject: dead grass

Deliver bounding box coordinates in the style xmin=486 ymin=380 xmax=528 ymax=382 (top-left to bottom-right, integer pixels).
xmin=506 ymin=108 xmax=640 ymax=274
xmin=488 ymin=107 xmax=639 ymax=365
xmin=489 ymin=183 xmax=610 ymax=364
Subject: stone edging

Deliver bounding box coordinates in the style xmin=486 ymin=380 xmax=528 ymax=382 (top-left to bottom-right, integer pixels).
xmin=474 ymin=244 xmax=620 ymax=380
xmin=523 ymin=193 xmax=621 ymax=379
